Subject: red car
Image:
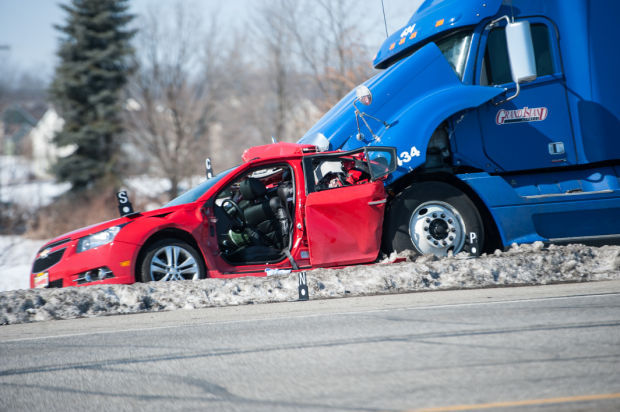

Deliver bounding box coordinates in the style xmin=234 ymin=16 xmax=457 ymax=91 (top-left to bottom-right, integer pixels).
xmin=31 ymin=143 xmax=397 ymax=288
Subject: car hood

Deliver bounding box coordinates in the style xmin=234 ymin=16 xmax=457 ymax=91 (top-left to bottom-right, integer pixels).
xmin=43 ymin=204 xmax=191 ymax=246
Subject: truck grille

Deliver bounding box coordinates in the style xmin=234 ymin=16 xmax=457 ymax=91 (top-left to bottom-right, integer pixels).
xmin=32 ymin=248 xmax=66 ymax=273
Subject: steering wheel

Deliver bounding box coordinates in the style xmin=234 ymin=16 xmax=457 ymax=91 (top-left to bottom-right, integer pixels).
xmin=221 ymin=199 xmax=247 ymax=229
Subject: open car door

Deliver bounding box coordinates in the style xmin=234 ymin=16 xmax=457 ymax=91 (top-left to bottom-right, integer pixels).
xmin=303 ymin=147 xmax=396 ymax=267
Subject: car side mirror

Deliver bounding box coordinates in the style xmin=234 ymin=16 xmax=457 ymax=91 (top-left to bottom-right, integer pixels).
xmin=364 ymin=147 xmax=397 ymax=181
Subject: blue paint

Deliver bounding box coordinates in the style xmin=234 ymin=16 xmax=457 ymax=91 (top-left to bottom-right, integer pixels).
xmin=299 ymin=0 xmax=620 ymax=249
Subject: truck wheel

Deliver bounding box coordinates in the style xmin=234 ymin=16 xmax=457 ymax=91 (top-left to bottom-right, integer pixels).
xmin=139 ymin=239 xmax=205 ymax=282
xmin=383 ymin=182 xmax=484 ymax=256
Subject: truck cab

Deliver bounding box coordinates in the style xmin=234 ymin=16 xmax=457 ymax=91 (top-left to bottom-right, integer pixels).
xmin=299 ymin=0 xmax=620 ymax=255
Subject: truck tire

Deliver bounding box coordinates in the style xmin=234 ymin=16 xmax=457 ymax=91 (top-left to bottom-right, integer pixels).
xmin=382 ymin=182 xmax=484 ymax=256
xmin=139 ymin=239 xmax=206 ymax=282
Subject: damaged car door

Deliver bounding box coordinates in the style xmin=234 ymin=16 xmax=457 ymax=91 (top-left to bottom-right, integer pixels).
xmin=303 ymin=147 xmax=396 ymax=267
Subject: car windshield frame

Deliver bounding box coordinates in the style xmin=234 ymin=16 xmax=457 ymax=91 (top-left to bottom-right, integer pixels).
xmin=164 ymin=167 xmax=236 ymax=207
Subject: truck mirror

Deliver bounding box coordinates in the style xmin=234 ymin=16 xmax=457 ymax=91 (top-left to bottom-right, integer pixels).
xmin=488 ymin=17 xmax=537 ymax=105
xmin=355 ymin=85 xmax=372 ymax=106
xmin=506 ymin=21 xmax=536 ymax=84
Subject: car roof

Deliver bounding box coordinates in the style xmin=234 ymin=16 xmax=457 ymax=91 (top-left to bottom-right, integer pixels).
xmin=241 ymin=142 xmax=320 ymax=163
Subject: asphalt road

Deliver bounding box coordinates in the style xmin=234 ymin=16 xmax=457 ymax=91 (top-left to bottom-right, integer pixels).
xmin=1 ymin=281 xmax=620 ymax=412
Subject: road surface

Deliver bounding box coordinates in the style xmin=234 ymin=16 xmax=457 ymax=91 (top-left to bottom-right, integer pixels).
xmin=1 ymin=281 xmax=619 ymax=411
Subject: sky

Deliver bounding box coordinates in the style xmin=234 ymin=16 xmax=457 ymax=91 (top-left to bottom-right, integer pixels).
xmin=0 ymin=0 xmax=423 ymax=81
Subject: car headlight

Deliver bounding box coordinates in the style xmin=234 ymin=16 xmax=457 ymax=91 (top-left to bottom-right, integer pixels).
xmin=77 ymin=226 xmax=122 ymax=253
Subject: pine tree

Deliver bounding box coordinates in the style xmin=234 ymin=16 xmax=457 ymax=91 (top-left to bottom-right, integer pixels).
xmin=50 ymin=0 xmax=135 ymax=190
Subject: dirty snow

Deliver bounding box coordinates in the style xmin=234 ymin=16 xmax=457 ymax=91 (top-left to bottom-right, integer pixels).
xmin=1 ymin=242 xmax=619 ymax=325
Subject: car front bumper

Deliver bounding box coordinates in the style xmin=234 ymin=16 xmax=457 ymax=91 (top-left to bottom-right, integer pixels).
xmin=30 ymin=239 xmax=138 ymax=288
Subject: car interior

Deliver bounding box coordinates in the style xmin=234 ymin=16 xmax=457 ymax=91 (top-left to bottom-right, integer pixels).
xmin=310 ymin=156 xmax=372 ymax=191
xmin=212 ymin=150 xmax=391 ymax=266
xmin=214 ymin=165 xmax=294 ymax=264
xmin=303 ymin=150 xmax=389 ymax=194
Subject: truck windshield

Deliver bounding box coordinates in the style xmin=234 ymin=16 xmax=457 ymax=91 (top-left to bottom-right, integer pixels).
xmin=436 ymin=30 xmax=472 ymax=80
xmin=386 ymin=29 xmax=472 ymax=80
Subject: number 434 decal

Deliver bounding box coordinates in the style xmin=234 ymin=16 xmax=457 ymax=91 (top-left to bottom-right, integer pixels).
xmin=396 ymin=146 xmax=421 ymax=166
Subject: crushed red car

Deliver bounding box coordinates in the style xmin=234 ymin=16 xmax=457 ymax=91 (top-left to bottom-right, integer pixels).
xmin=31 ymin=143 xmax=397 ymax=288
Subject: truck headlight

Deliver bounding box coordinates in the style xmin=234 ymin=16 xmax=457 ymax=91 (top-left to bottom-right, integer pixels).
xmin=77 ymin=226 xmax=122 ymax=253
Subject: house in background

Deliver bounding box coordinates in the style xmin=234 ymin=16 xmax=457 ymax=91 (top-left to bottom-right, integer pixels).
xmin=0 ymin=104 xmax=40 ymax=156
xmin=0 ymin=103 xmax=71 ymax=180
xmin=29 ymin=107 xmax=72 ymax=179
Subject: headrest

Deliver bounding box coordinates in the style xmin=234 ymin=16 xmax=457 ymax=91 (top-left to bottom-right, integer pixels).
xmin=240 ymin=178 xmax=266 ymax=200
xmin=277 ymin=181 xmax=293 ymax=200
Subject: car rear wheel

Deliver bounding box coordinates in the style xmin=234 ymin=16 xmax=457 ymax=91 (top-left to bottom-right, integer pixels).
xmin=382 ymin=182 xmax=484 ymax=257
xmin=139 ymin=239 xmax=205 ymax=282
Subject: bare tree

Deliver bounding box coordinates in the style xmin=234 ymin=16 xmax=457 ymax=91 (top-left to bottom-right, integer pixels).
xmin=245 ymin=0 xmax=296 ymax=143
xmin=124 ymin=0 xmax=383 ymax=196
xmin=245 ymin=0 xmax=374 ymax=148
xmin=282 ymin=0 xmax=374 ymax=109
xmin=124 ymin=2 xmax=225 ymax=199
xmin=248 ymin=0 xmax=372 ymax=143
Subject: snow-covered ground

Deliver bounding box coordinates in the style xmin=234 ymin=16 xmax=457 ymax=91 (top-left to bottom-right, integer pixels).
xmin=0 ymin=156 xmax=33 ymax=185
xmin=0 ymin=236 xmax=46 ymax=292
xmin=0 ymin=180 xmax=71 ymax=210
xmin=0 ymin=156 xmax=71 ymax=210
xmin=1 ymin=242 xmax=619 ymax=325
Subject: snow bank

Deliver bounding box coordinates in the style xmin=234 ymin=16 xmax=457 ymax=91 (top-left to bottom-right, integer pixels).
xmin=1 ymin=242 xmax=619 ymax=325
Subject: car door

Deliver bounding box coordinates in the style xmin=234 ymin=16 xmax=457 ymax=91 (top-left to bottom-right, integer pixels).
xmin=476 ymin=18 xmax=577 ymax=172
xmin=200 ymin=161 xmax=300 ymax=275
xmin=303 ymin=147 xmax=396 ymax=267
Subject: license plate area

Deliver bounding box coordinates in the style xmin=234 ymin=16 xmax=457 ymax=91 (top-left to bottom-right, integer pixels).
xmin=34 ymin=272 xmax=49 ymax=288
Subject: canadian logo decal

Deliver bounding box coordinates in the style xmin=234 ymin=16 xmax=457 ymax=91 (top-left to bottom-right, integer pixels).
xmin=496 ymin=106 xmax=548 ymax=125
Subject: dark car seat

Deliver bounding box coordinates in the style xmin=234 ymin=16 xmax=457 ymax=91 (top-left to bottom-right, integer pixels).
xmin=222 ymin=178 xmax=285 ymax=264
xmin=243 ymin=177 xmax=293 ymax=250
xmin=240 ymin=178 xmax=277 ymax=242
xmin=240 ymin=177 xmax=266 ymax=200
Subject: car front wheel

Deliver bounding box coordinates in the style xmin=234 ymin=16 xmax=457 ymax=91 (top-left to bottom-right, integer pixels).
xmin=382 ymin=182 xmax=484 ymax=257
xmin=139 ymin=239 xmax=205 ymax=282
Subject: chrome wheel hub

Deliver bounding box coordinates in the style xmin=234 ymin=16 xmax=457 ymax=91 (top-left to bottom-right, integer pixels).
xmin=150 ymin=245 xmax=199 ymax=281
xmin=409 ymin=201 xmax=466 ymax=256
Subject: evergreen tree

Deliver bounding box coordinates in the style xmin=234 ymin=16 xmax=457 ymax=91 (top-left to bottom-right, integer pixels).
xmin=50 ymin=0 xmax=135 ymax=190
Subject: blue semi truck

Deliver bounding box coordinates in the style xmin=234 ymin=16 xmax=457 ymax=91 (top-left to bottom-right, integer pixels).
xmin=299 ymin=0 xmax=620 ymax=256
